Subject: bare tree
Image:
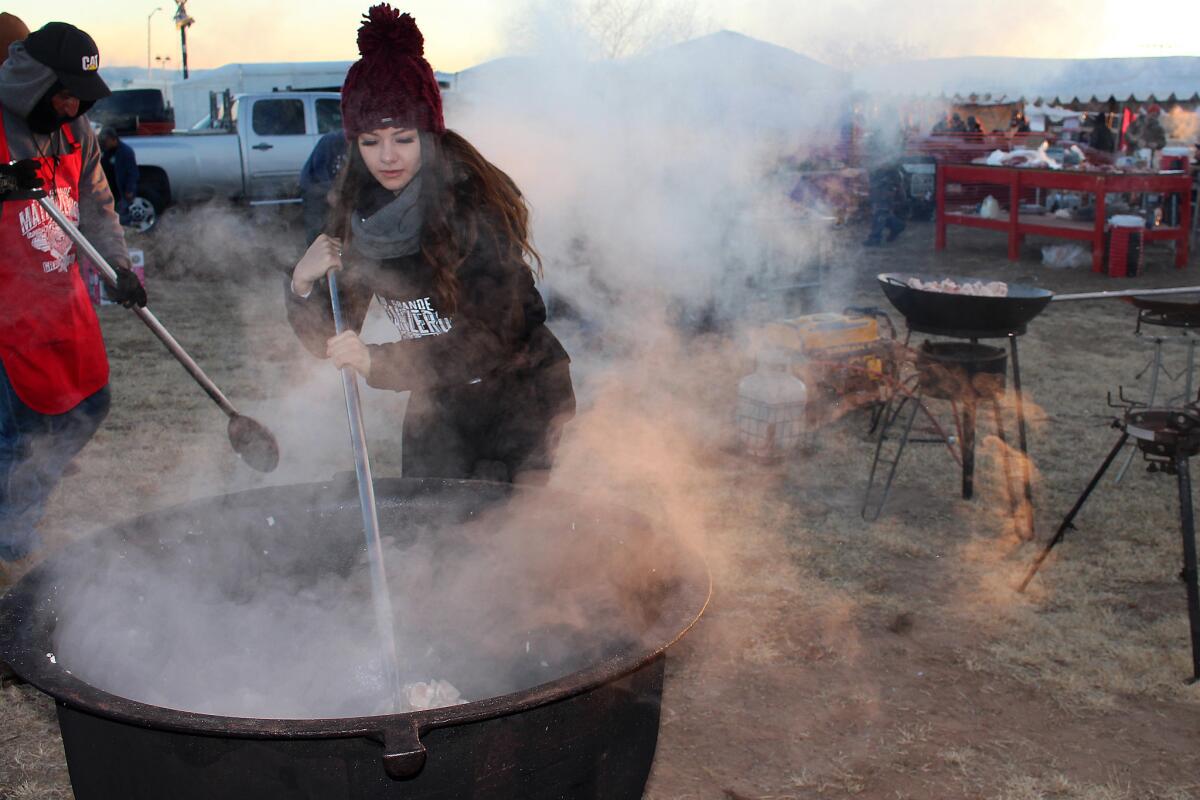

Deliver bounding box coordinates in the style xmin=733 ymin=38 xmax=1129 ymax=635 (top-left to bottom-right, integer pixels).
xmin=585 ymin=0 xmax=704 ymax=59
xmin=506 ymin=0 xmax=710 ymax=61
xmin=811 ymin=36 xmax=927 ymax=71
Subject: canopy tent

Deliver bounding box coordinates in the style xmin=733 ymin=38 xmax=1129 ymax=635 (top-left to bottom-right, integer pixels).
xmin=1024 ymin=103 xmax=1086 ymax=132
xmin=853 ymin=55 xmax=1200 ymax=107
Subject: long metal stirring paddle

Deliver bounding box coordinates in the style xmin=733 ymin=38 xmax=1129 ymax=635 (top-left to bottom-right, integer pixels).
xmin=34 ymin=193 xmax=280 ymax=472
xmin=327 ymin=269 xmax=403 ymax=709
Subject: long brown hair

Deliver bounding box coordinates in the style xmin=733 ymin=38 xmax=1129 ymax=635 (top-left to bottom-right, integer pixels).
xmin=327 ymin=130 xmax=541 ymax=314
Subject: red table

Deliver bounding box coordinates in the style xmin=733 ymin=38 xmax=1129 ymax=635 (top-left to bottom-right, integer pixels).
xmin=935 ymin=164 xmax=1192 ymax=273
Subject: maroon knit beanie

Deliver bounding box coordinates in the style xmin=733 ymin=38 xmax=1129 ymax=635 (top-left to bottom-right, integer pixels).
xmin=340 ymin=5 xmax=445 ymax=137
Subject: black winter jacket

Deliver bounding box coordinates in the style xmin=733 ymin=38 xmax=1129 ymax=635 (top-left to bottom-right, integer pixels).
xmin=285 ymin=199 xmax=574 ymax=481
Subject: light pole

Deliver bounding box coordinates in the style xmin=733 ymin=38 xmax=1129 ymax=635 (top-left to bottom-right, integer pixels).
xmin=147 ymin=7 xmax=162 ymax=80
xmin=173 ymin=0 xmax=195 ymax=80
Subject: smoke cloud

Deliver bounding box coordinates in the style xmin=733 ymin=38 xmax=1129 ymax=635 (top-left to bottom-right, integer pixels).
xmin=47 ymin=0 xmax=876 ymax=722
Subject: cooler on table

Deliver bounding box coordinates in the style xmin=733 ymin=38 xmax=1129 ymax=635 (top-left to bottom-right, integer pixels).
xmin=1160 ymin=146 xmax=1192 ymax=173
xmin=83 ymin=249 xmax=144 ymax=305
xmin=1107 ymin=215 xmax=1144 ymax=278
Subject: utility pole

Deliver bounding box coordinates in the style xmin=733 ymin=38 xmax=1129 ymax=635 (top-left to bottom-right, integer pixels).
xmin=173 ymin=0 xmax=195 ymax=79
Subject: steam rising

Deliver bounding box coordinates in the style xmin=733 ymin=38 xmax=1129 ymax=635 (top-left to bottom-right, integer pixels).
xmin=52 ymin=2 xmax=848 ymax=718
xmin=51 ymin=484 xmax=692 ymax=718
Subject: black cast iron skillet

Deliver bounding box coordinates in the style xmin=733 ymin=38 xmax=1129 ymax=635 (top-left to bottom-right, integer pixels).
xmin=878 ymin=272 xmax=1053 ymax=337
xmin=879 ymin=273 xmax=1200 ymax=337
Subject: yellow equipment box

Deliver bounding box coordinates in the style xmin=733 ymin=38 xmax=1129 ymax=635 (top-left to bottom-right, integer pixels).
xmin=761 ymin=312 xmax=879 ymax=354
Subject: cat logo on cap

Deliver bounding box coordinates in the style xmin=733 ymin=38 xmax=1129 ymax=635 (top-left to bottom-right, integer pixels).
xmin=81 ymin=54 xmax=98 ymax=71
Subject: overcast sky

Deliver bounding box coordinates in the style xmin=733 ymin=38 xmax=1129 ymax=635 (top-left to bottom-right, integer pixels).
xmin=7 ymin=0 xmax=1199 ymax=74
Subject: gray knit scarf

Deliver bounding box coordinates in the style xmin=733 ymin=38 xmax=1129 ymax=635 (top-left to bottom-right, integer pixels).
xmin=349 ymin=172 xmax=424 ymax=260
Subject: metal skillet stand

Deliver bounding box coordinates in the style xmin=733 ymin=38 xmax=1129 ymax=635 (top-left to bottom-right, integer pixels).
xmin=863 ymin=340 xmax=1020 ymax=526
xmin=871 ymin=276 xmax=1200 ymax=538
xmin=1019 ymin=404 xmax=1200 ymax=684
xmin=1112 ymin=296 xmax=1200 ymax=482
xmin=869 ymin=274 xmax=1051 ymax=539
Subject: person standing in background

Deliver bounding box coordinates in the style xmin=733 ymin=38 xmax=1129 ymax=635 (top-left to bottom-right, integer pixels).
xmin=1087 ymin=113 xmax=1115 ymax=152
xmin=0 ymin=22 xmax=146 ymax=576
xmin=0 ymin=13 xmax=28 ymax=67
xmin=299 ymin=129 xmax=348 ymax=245
xmin=99 ymin=127 xmax=139 ymax=225
xmin=862 ymin=162 xmax=906 ymax=247
xmin=1127 ymin=105 xmax=1167 ymax=158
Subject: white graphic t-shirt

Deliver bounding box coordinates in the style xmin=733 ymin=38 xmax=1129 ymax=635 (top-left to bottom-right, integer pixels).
xmin=378 ymin=295 xmax=453 ymax=341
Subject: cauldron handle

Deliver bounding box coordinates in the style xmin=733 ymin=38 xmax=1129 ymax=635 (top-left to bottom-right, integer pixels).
xmin=381 ymin=720 xmax=427 ymax=780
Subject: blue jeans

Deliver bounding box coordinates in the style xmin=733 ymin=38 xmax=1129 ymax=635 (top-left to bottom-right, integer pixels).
xmin=116 ymin=197 xmax=132 ymax=227
xmin=0 ymin=362 xmax=110 ymax=561
xmin=866 ymin=209 xmax=906 ymax=243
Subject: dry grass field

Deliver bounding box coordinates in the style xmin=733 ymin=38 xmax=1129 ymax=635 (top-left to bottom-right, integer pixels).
xmin=2 ymin=204 xmax=1199 ymax=799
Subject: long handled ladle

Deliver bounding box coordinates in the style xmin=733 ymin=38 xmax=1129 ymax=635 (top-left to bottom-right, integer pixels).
xmin=327 ymin=268 xmax=403 ymax=708
xmin=1051 ymin=285 xmax=1200 ymax=302
xmin=30 ymin=191 xmax=280 ymax=473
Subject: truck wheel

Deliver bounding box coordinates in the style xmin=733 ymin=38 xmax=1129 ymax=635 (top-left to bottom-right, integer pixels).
xmin=125 ymin=196 xmax=158 ymax=233
xmin=125 ymin=179 xmax=168 ymax=233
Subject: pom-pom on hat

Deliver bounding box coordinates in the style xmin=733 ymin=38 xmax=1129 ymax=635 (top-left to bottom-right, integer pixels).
xmin=341 ymin=5 xmax=444 ymax=137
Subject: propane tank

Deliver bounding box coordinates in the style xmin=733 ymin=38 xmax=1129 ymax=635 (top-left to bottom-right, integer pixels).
xmin=735 ymin=348 xmax=807 ymax=461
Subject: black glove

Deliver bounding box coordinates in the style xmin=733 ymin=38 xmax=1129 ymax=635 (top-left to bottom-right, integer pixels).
xmin=0 ymin=160 xmax=43 ymax=197
xmin=109 ymin=266 xmax=148 ymax=309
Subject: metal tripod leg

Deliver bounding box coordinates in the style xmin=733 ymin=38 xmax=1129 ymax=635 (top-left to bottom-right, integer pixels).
xmin=961 ymin=398 xmax=977 ymax=500
xmin=1019 ymin=432 xmax=1130 ymax=592
xmin=1174 ymin=454 xmax=1200 ymax=684
xmin=862 ymin=394 xmax=921 ymax=522
xmin=1186 ymin=338 xmax=1197 ymax=405
xmin=991 ymin=398 xmax=1021 ymax=528
xmin=1010 ymin=336 xmax=1036 ymax=540
xmin=1116 ymin=337 xmax=1164 ymax=483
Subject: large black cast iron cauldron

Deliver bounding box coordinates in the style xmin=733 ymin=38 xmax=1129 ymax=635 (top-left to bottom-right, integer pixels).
xmin=0 ymin=478 xmax=710 ymax=800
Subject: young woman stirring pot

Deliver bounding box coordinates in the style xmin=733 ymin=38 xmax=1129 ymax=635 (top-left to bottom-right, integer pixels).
xmin=287 ymin=5 xmax=575 ymax=484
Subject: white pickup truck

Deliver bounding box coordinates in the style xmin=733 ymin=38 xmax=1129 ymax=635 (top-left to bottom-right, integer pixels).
xmin=124 ymin=91 xmax=342 ymax=230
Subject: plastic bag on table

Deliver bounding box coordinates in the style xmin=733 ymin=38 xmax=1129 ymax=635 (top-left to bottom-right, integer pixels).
xmin=1041 ymin=244 xmax=1090 ymax=269
xmin=980 ymin=195 xmax=1003 ymax=219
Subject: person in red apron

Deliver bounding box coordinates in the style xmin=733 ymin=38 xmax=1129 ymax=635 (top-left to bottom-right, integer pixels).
xmin=0 ymin=22 xmax=146 ymax=568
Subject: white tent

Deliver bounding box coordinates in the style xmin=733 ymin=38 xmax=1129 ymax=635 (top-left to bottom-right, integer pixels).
xmin=1023 ymin=102 xmax=1086 ymax=132
xmin=166 ymin=62 xmax=353 ymax=129
xmin=853 ymin=55 xmax=1200 ymax=103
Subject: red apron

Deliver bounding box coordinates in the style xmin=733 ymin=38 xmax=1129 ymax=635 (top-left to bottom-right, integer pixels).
xmin=0 ymin=122 xmax=109 ymax=415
